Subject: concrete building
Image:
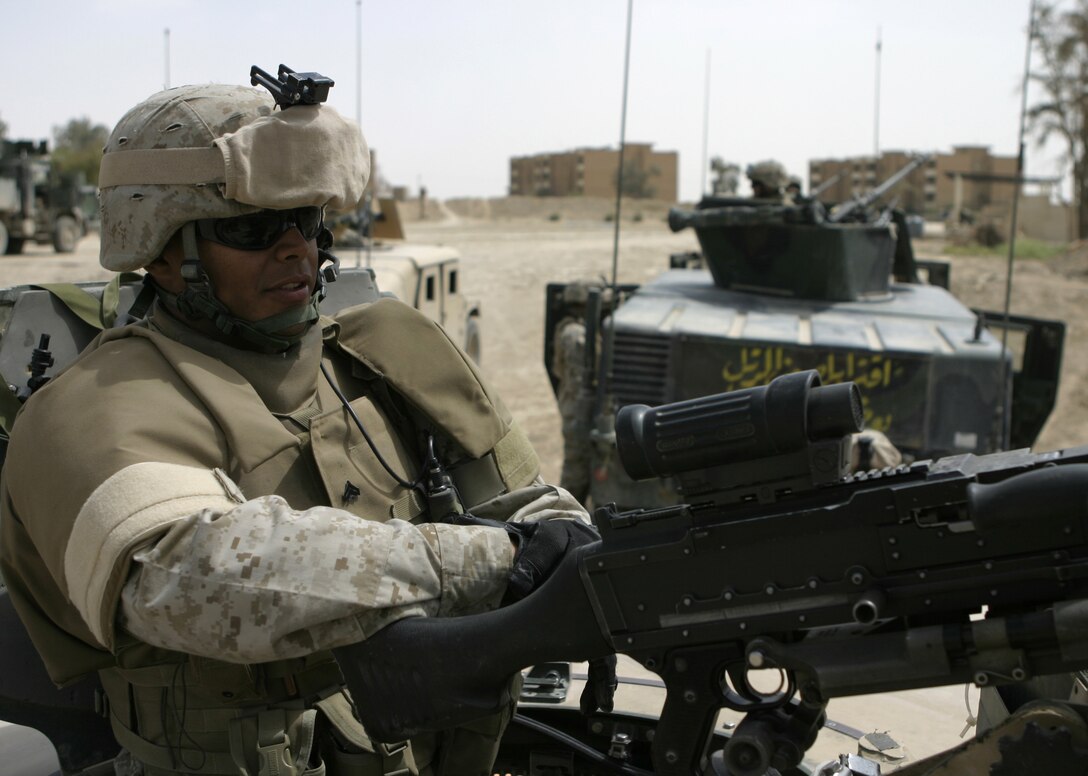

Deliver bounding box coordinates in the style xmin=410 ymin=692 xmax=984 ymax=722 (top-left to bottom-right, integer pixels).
xmin=509 ymin=143 xmax=678 ymax=200
xmin=809 ymin=146 xmax=1018 ymax=219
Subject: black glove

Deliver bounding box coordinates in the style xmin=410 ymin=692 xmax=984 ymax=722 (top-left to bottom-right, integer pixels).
xmin=580 ymin=654 xmax=618 ymax=714
xmin=441 ymin=512 xmax=600 ymax=604
xmin=333 ymin=544 xmax=613 ymax=743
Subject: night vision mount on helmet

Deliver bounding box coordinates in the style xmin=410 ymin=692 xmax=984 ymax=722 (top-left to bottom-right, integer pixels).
xmin=250 ymin=63 xmax=335 ymax=108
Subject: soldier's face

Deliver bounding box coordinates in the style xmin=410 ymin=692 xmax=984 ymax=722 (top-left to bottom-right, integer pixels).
xmin=198 ymin=227 xmax=319 ymax=328
xmin=153 ymin=225 xmax=319 ymax=333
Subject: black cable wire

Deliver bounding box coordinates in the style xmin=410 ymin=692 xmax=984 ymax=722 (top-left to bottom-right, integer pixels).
xmin=510 ymin=713 xmax=655 ymax=776
xmin=319 ymin=362 xmax=423 ymax=493
xmin=168 ymin=663 xmax=207 ymax=772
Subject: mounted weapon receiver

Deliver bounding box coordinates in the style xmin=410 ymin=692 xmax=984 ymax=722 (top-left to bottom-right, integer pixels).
xmin=250 ymin=64 xmax=334 ymax=107
xmin=826 ymin=153 xmax=932 ymax=224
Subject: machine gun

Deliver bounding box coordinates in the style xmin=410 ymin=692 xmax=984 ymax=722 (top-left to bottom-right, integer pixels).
xmin=826 ymin=154 xmax=931 ymax=224
xmin=335 ymin=370 xmax=1088 ymax=775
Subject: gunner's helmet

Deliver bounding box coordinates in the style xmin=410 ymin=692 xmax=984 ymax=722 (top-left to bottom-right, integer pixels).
xmin=97 ymin=84 xmax=370 ymax=272
xmin=745 ymin=160 xmax=789 ymax=196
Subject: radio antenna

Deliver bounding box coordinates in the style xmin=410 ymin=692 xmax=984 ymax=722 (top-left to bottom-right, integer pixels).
xmin=998 ymin=0 xmax=1037 ymax=446
xmin=598 ymin=0 xmax=634 ymax=423
xmin=701 ymin=49 xmax=711 ymax=196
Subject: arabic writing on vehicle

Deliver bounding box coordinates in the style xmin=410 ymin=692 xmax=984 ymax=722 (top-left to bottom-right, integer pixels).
xmin=721 ymin=347 xmax=901 ymax=431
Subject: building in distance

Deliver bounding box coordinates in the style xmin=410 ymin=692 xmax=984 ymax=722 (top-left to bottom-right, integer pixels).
xmin=810 ymin=146 xmax=1073 ymax=241
xmin=809 ymin=146 xmax=1019 ymax=219
xmin=510 ymin=143 xmax=678 ymax=200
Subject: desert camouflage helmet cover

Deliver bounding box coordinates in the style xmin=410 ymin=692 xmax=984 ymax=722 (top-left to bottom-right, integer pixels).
xmin=98 ymin=84 xmax=370 ymax=272
xmin=745 ymin=160 xmax=788 ymax=191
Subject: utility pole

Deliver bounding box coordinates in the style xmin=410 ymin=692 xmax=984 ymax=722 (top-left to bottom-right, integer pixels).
xmin=356 ymin=0 xmax=362 ymax=143
xmin=163 ymin=28 xmax=170 ymax=91
xmin=873 ymin=27 xmax=882 ymax=163
xmin=355 ymin=0 xmax=366 ymax=269
xmin=700 ymin=49 xmax=711 ymax=197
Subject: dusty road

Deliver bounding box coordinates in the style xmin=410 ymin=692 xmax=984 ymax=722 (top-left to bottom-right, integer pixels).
xmin=3 ymin=205 xmax=1087 ymax=769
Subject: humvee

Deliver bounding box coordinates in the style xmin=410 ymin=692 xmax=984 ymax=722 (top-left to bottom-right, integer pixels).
xmin=366 ymin=241 xmax=482 ymax=364
xmin=544 ymin=160 xmax=1066 ymax=508
xmin=333 ymin=198 xmax=482 ymax=364
xmin=0 ymin=140 xmax=87 ymax=255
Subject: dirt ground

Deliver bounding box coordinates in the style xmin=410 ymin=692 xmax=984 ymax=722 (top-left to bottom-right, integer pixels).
xmin=4 ymin=198 xmax=1087 ymax=769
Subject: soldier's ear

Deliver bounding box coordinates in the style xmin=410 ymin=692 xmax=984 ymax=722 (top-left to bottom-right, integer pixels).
xmin=144 ymin=233 xmax=186 ymax=293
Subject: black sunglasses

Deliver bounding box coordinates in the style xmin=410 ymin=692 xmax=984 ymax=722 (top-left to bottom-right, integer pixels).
xmin=194 ymin=207 xmax=325 ymax=251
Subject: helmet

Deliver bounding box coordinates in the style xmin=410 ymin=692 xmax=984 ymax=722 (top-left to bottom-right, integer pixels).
xmin=745 ymin=160 xmax=788 ymax=193
xmin=98 ymin=84 xmax=370 ymax=272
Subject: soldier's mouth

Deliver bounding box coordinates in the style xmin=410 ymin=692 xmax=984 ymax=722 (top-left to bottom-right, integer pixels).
xmin=266 ymin=278 xmax=313 ymax=303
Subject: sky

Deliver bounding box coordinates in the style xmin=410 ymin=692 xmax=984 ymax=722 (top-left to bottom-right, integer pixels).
xmin=0 ymin=0 xmax=1069 ymax=202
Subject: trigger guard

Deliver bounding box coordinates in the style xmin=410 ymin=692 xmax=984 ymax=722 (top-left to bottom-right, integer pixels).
xmin=721 ymin=663 xmax=796 ymax=712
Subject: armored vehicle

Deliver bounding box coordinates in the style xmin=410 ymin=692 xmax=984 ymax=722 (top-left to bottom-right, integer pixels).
xmin=332 ymin=198 xmax=483 ymax=364
xmin=0 ymin=140 xmax=87 ymax=255
xmin=545 ymin=158 xmax=1065 ymax=507
xmin=366 ymin=241 xmax=482 ymax=364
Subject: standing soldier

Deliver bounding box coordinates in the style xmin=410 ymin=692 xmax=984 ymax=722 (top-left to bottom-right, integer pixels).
xmin=550 ymin=283 xmax=596 ymax=504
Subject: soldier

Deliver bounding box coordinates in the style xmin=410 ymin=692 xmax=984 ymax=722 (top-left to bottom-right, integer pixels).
xmin=0 ymin=80 xmax=610 ymax=776
xmin=785 ymin=176 xmax=803 ymax=203
xmin=550 ymin=284 xmax=595 ymax=504
xmin=746 ymin=160 xmax=790 ymax=200
xmin=709 ymin=157 xmax=740 ymax=197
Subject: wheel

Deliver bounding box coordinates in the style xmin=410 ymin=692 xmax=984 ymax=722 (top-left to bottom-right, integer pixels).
xmin=0 ymin=221 xmax=7 ymax=255
xmin=463 ymin=315 xmax=482 ymax=365
xmin=5 ymin=238 xmax=24 ymax=255
xmin=53 ymin=215 xmax=79 ymax=253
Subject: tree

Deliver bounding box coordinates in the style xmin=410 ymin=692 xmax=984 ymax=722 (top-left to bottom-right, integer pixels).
xmin=1029 ymin=0 xmax=1088 ymax=238
xmin=51 ymin=117 xmax=110 ymax=186
xmin=0 ymin=113 xmax=7 ymax=140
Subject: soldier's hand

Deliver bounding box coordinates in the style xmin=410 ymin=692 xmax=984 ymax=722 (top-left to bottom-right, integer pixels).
xmin=580 ymin=655 xmax=618 ymax=714
xmin=440 ymin=512 xmax=600 ymax=604
xmin=502 ymin=518 xmax=599 ymax=603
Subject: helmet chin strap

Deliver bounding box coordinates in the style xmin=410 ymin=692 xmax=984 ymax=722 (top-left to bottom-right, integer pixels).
xmin=160 ymin=222 xmax=338 ymax=353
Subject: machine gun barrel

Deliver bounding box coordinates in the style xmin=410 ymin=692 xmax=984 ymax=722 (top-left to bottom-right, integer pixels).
xmin=809 ymin=172 xmax=842 ymax=199
xmin=827 ymin=154 xmax=932 ymax=223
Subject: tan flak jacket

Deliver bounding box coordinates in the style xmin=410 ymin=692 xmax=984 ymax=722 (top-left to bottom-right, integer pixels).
xmin=0 ymin=298 xmax=542 ymax=684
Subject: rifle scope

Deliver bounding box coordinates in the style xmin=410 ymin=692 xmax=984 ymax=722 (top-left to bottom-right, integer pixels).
xmin=615 ymin=370 xmax=862 ymax=480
